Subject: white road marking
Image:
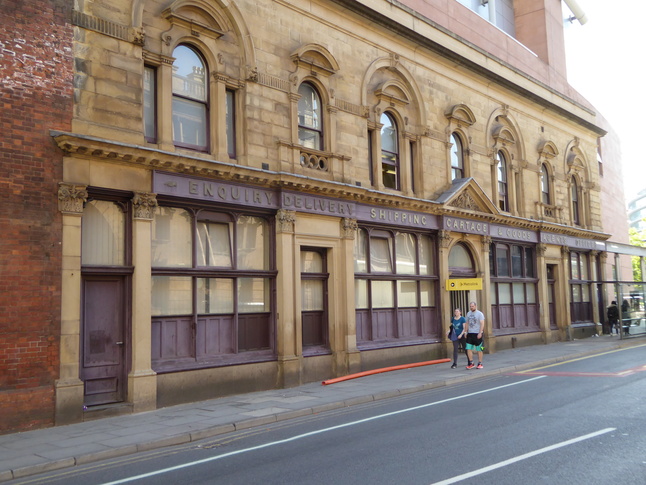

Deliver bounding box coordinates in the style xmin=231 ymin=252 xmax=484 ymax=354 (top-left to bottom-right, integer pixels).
xmin=100 ymin=376 xmax=545 ymax=485
xmin=429 ymin=427 xmax=616 ymax=485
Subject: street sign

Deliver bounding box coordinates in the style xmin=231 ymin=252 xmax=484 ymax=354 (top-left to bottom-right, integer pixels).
xmin=445 ymin=278 xmax=482 ymax=291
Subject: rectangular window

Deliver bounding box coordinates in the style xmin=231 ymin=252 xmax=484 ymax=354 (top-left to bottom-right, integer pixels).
xmin=372 ymin=280 xmax=394 ymax=308
xmin=513 ymin=283 xmax=525 ymax=303
xmin=144 ymin=66 xmax=157 ymax=143
xmin=409 ymin=141 xmax=416 ymax=193
xmin=237 ymin=216 xmax=269 ymax=270
xmin=197 ymin=278 xmax=234 ymax=314
xmin=197 ymin=221 xmax=233 ymax=267
xmin=152 ymin=207 xmax=192 ymax=268
xmin=368 ymin=130 xmax=375 ymax=186
xmin=397 ymin=280 xmax=418 ymax=307
xmin=238 ymin=277 xmax=269 ymax=313
xmin=354 ymin=227 xmax=438 ymax=345
xmin=420 ymin=280 xmax=434 ymax=306
xmin=354 ymin=228 xmax=368 ymax=273
xmin=151 ymin=207 xmax=274 ymax=370
xmin=498 ymin=283 xmax=512 ymax=304
xmin=511 ymin=246 xmax=522 ymax=277
xmin=172 ymin=97 xmax=208 ymax=150
xmin=152 ymin=276 xmax=192 ymax=316
xmin=395 ymin=232 xmax=416 ymax=275
xmin=355 ymin=279 xmax=369 ymax=309
xmin=82 ymin=200 xmax=125 ymax=266
xmin=226 ymin=89 xmax=236 ymax=158
xmin=496 ymin=245 xmax=510 ymax=277
xmin=370 ymin=236 xmax=393 ymax=273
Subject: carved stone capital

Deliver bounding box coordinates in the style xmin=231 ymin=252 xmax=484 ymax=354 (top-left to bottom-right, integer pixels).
xmin=341 ymin=218 xmax=358 ymax=239
xmin=561 ymin=245 xmax=570 ymax=256
xmin=58 ymin=183 xmax=88 ymax=214
xmin=276 ymin=209 xmax=296 ymax=233
xmin=481 ymin=235 xmax=492 ymax=251
xmin=537 ymin=243 xmax=547 ymax=256
xmin=132 ymin=192 xmax=158 ymax=220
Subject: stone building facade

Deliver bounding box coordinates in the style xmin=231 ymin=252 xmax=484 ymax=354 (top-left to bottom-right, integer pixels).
xmin=2 ymin=0 xmax=628 ymax=431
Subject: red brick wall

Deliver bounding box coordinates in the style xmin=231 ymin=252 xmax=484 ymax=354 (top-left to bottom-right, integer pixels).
xmin=0 ymin=0 xmax=73 ymax=434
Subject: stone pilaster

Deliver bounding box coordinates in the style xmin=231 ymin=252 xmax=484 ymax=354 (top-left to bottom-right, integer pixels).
xmin=55 ymin=183 xmax=87 ymax=425
xmin=129 ymin=192 xmax=157 ymax=412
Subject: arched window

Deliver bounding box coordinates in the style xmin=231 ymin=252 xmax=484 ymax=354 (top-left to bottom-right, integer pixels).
xmin=449 ymin=243 xmax=475 ymax=275
xmin=298 ymin=83 xmax=323 ymax=150
xmin=450 ymin=133 xmax=464 ymax=180
xmin=540 ymin=163 xmax=551 ymax=205
xmin=172 ymin=45 xmax=208 ymax=151
xmin=571 ymin=177 xmax=580 ymax=225
xmin=381 ymin=112 xmax=399 ymax=190
xmin=496 ymin=151 xmax=508 ymax=211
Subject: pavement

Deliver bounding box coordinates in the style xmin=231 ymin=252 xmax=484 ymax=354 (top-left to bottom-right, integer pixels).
xmin=1 ymin=334 xmax=644 ymax=482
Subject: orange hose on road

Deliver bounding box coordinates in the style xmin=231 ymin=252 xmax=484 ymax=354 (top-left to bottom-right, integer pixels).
xmin=321 ymin=358 xmax=451 ymax=385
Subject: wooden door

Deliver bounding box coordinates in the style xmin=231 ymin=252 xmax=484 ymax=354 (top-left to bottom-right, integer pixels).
xmin=81 ymin=277 xmax=126 ymax=406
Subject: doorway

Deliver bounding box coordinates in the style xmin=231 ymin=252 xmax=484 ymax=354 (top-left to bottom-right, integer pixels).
xmin=81 ymin=276 xmax=127 ymax=406
xmin=450 ymin=290 xmax=470 ymax=318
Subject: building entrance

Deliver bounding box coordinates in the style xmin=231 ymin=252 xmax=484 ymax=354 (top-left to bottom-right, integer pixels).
xmin=81 ymin=276 xmax=126 ymax=406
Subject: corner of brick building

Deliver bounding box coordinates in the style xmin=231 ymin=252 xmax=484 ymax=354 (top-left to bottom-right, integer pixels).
xmin=0 ymin=0 xmax=74 ymax=434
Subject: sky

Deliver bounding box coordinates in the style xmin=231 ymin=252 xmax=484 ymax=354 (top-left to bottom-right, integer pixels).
xmin=562 ymin=0 xmax=646 ymax=201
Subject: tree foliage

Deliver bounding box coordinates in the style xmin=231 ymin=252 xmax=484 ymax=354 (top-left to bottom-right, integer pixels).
xmin=629 ymin=227 xmax=646 ymax=281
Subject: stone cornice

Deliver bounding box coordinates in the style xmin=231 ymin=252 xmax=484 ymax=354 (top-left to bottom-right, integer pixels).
xmin=51 ymin=130 xmax=609 ymax=241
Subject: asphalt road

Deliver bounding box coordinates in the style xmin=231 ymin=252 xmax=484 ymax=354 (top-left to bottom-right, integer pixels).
xmin=17 ymin=345 xmax=646 ymax=485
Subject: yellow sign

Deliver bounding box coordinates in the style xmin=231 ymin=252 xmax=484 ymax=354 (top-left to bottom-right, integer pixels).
xmin=445 ymin=278 xmax=483 ymax=291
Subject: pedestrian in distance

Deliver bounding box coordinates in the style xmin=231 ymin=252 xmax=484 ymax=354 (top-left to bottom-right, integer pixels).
xmin=465 ymin=301 xmax=485 ymax=369
xmin=606 ymin=300 xmax=619 ymax=335
xmin=447 ymin=308 xmax=466 ymax=369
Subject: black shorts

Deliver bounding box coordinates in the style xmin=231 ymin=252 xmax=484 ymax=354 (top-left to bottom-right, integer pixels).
xmin=466 ymin=333 xmax=483 ymax=346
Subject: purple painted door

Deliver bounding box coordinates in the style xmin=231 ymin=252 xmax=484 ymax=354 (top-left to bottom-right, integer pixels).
xmin=81 ymin=277 xmax=126 ymax=406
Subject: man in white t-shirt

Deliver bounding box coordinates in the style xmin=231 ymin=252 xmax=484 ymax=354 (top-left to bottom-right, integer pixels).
xmin=465 ymin=301 xmax=485 ymax=369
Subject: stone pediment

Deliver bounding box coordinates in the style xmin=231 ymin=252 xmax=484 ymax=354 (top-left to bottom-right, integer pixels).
xmin=436 ymin=178 xmax=499 ymax=215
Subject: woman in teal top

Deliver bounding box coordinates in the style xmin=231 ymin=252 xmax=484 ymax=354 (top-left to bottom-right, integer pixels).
xmin=448 ymin=308 xmax=466 ymax=368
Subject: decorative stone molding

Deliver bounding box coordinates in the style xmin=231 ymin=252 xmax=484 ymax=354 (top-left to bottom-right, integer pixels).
xmin=341 ymin=218 xmax=358 ymax=239
xmin=58 ymin=183 xmax=88 ymax=214
xmin=536 ymin=243 xmax=547 ymax=256
xmin=132 ymin=192 xmax=158 ymax=220
xmin=276 ymin=209 xmax=296 ymax=233
xmin=132 ymin=27 xmax=146 ymax=46
xmin=439 ymin=230 xmax=452 ymax=249
xmin=450 ymin=192 xmax=479 ymax=211
xmin=561 ymin=245 xmax=570 ymax=256
xmin=481 ymin=235 xmax=492 ymax=251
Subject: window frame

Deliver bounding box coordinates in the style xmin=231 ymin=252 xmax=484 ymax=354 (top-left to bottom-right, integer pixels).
xmin=300 ymin=247 xmax=330 ymax=353
xmin=297 ymin=82 xmax=324 ymax=151
xmin=496 ymin=150 xmax=509 ymax=211
xmin=171 ymin=44 xmax=210 ymax=152
xmin=540 ymin=163 xmax=551 ymax=205
xmin=150 ymin=205 xmax=277 ymax=372
xmin=354 ymin=226 xmax=439 ymax=347
xmin=488 ymin=241 xmax=539 ymax=334
xmin=571 ymin=177 xmax=580 ymax=225
xmin=143 ymin=65 xmax=158 ymax=144
xmin=380 ymin=112 xmax=400 ymax=190
xmin=450 ymin=132 xmax=464 ymax=180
